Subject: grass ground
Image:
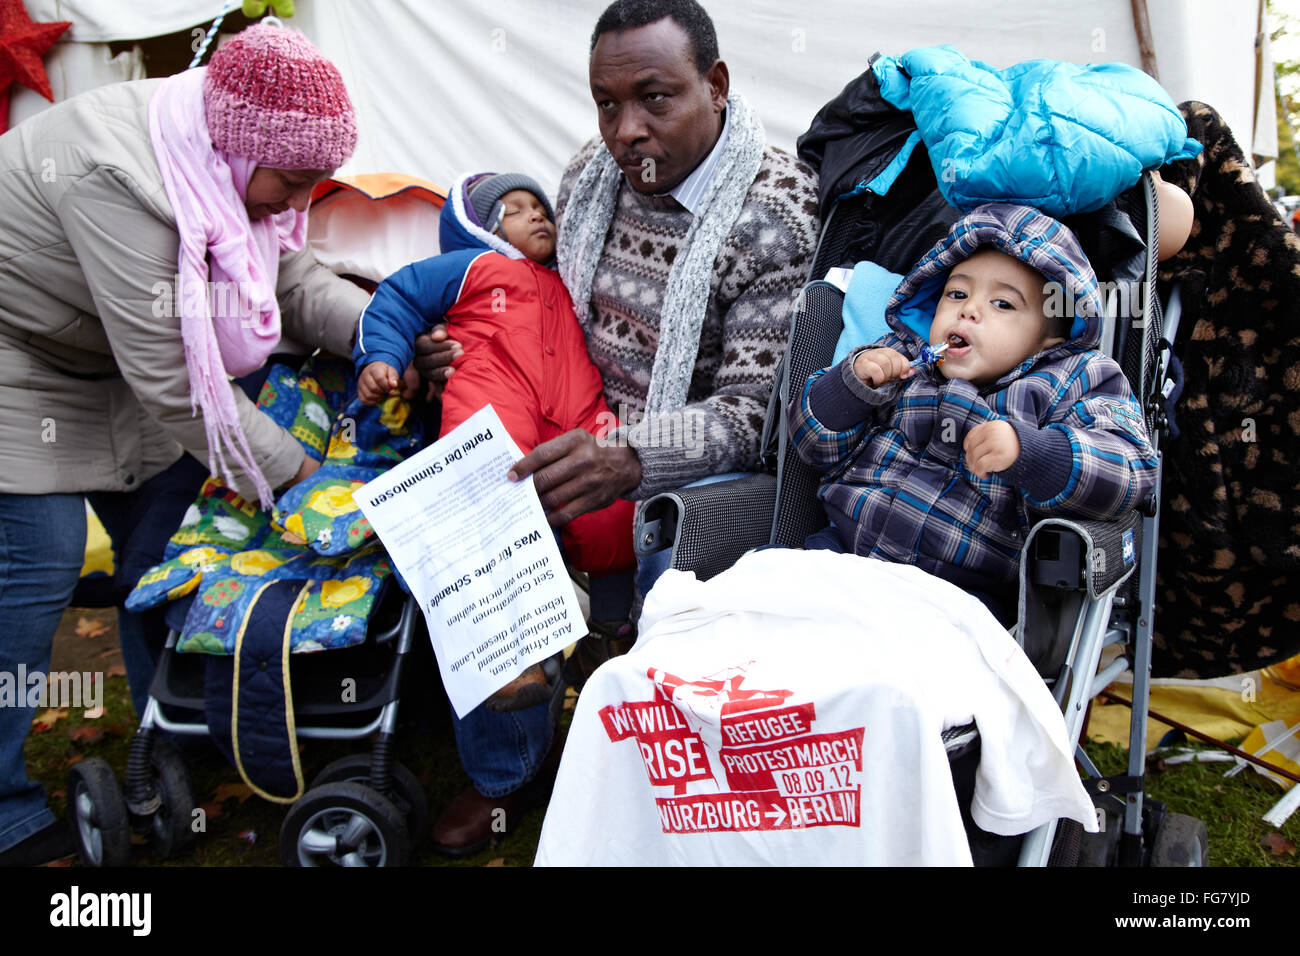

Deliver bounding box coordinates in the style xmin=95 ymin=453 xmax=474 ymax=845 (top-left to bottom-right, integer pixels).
xmin=25 ymin=607 xmax=1300 ymax=868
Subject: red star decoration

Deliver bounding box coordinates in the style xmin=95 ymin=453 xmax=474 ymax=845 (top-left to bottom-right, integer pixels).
xmin=0 ymin=0 xmax=72 ymax=135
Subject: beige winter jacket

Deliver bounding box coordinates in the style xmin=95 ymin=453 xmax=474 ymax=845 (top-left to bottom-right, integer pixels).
xmin=0 ymin=79 xmax=369 ymax=497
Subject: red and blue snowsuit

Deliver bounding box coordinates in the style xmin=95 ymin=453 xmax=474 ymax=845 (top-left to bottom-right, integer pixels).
xmin=354 ymin=178 xmax=634 ymax=575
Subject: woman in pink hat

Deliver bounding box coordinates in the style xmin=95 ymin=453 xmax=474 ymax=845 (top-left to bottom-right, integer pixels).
xmin=0 ymin=23 xmax=367 ymax=865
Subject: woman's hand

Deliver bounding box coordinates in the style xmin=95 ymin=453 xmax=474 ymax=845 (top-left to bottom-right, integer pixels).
xmin=289 ymin=454 xmax=321 ymax=487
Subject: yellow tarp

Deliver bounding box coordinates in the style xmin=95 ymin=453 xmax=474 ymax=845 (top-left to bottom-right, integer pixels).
xmin=1240 ymin=721 xmax=1300 ymax=790
xmin=1088 ymin=653 xmax=1300 ymax=779
xmin=81 ymin=502 xmax=114 ymax=578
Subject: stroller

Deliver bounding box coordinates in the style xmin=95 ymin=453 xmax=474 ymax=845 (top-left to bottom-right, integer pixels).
xmin=633 ymin=60 xmax=1208 ymax=866
xmin=67 ymin=176 xmax=449 ymax=869
xmin=67 ymin=584 xmax=428 ymax=868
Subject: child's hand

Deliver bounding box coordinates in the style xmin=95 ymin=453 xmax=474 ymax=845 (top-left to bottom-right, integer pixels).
xmin=852 ymin=348 xmax=914 ymax=388
xmin=964 ymin=420 xmax=1021 ymax=478
xmin=358 ymin=361 xmax=399 ymax=405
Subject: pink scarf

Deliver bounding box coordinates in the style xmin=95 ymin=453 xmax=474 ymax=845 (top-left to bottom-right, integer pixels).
xmin=148 ymin=68 xmax=309 ymax=507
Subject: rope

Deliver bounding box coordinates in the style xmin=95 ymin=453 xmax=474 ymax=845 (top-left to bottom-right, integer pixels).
xmin=187 ymin=0 xmax=244 ymax=70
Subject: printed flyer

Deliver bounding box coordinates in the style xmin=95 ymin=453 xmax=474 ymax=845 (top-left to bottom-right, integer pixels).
xmin=357 ymin=405 xmax=583 ymax=716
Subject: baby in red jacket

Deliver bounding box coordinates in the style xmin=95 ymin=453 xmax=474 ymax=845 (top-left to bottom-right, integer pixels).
xmin=355 ymin=172 xmax=635 ymax=708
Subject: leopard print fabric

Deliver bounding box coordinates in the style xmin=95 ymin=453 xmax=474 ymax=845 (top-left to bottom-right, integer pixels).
xmin=1152 ymin=102 xmax=1300 ymax=677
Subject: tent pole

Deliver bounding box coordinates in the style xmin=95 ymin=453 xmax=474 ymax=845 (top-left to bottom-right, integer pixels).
xmin=1130 ymin=0 xmax=1160 ymax=80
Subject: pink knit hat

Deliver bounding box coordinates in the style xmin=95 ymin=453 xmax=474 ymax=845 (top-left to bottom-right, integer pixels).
xmin=203 ymin=23 xmax=357 ymax=171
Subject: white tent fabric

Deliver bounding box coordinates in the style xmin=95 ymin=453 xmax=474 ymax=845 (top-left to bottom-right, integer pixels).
xmin=8 ymin=41 xmax=143 ymax=129
xmin=11 ymin=0 xmax=219 ymax=131
xmin=285 ymin=0 xmax=1266 ymax=197
xmin=25 ymin=0 xmax=229 ymax=42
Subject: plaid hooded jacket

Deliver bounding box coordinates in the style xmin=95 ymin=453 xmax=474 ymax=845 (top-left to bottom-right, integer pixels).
xmin=788 ymin=203 xmax=1158 ymax=599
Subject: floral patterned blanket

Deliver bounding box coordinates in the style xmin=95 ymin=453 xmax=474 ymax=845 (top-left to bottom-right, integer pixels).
xmin=126 ymin=356 xmax=423 ymax=655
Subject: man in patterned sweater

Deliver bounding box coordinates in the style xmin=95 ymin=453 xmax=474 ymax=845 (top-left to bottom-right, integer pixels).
xmin=418 ymin=0 xmax=818 ymax=855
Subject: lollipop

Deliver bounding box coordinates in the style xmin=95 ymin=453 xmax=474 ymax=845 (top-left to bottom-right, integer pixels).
xmin=909 ymin=342 xmax=949 ymax=369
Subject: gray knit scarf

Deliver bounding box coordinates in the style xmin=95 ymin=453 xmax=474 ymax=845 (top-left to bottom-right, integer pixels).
xmin=558 ymin=93 xmax=766 ymax=414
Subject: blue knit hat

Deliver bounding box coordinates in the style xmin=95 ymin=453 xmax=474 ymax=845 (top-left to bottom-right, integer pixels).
xmin=465 ymin=172 xmax=555 ymax=234
xmin=888 ymin=203 xmax=1103 ymax=346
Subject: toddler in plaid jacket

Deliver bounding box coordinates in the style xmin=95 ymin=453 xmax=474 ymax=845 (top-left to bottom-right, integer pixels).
xmin=789 ymin=204 xmax=1157 ymax=623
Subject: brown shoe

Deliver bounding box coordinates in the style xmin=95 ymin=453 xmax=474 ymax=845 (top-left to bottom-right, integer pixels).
xmin=430 ymin=743 xmax=563 ymax=857
xmin=564 ymin=620 xmax=636 ymax=691
xmin=484 ymin=654 xmax=561 ymax=712
xmin=429 ymin=785 xmax=528 ymax=857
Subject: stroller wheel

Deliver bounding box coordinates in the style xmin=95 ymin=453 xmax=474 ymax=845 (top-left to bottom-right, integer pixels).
xmin=1149 ymin=812 xmax=1208 ymax=867
xmin=310 ymin=755 xmax=428 ymax=847
xmin=143 ymin=739 xmax=196 ymax=860
xmin=280 ymin=781 xmax=410 ymax=867
xmin=67 ymin=759 xmax=131 ymax=867
xmin=1078 ymin=806 xmax=1122 ymax=867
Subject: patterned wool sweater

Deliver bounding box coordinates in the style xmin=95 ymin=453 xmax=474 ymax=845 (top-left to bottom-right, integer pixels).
xmin=557 ymin=138 xmax=819 ymax=498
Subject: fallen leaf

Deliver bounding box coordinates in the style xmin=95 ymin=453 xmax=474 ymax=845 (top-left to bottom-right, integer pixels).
xmin=485 ymin=857 xmax=506 ymax=867
xmin=1261 ymin=832 xmax=1296 ymax=856
xmin=30 ymin=709 xmax=68 ymax=733
xmin=97 ymin=648 xmax=122 ymax=659
xmin=41 ymin=854 xmax=76 ymax=867
xmin=61 ymin=754 xmax=84 ymax=769
xmin=1213 ymin=785 xmax=1224 ymax=793
xmin=75 ymin=617 xmax=110 ymax=639
xmin=211 ymin=782 xmax=254 ymax=804
xmin=105 ymin=663 xmax=127 ymax=678
xmin=198 ymin=801 xmax=224 ymax=822
xmin=68 ymin=725 xmax=104 ymax=745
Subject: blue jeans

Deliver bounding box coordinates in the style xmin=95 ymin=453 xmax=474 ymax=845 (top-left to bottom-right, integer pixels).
xmin=450 ymin=698 xmax=556 ymax=797
xmin=451 ymin=472 xmax=752 ymax=796
xmin=88 ymin=453 xmax=209 ymax=716
xmin=0 ymin=493 xmax=86 ymax=852
xmin=0 ymin=454 xmax=208 ymax=852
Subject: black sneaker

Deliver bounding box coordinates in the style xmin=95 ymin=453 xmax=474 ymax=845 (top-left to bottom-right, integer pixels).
xmin=0 ymin=819 xmax=75 ymax=867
